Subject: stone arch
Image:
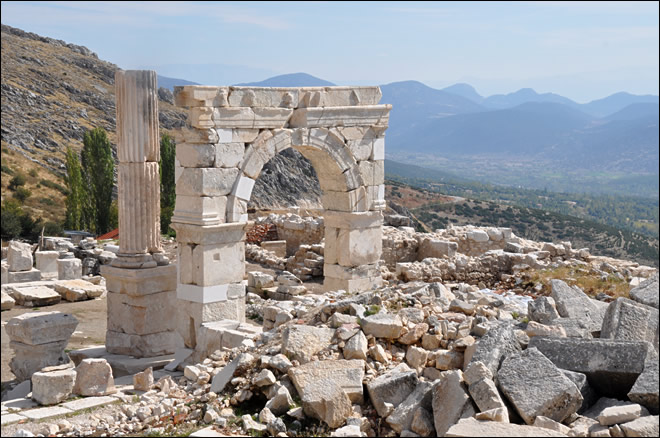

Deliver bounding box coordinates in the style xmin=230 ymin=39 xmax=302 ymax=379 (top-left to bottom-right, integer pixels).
xmin=170 ymin=86 xmax=390 ymax=346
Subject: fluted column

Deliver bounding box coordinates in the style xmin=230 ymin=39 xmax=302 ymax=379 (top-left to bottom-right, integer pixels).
xmin=112 ymin=70 xmax=166 ymax=268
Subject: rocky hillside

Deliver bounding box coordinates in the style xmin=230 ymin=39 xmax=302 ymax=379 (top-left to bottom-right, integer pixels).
xmin=1 ymin=24 xmax=319 ymax=225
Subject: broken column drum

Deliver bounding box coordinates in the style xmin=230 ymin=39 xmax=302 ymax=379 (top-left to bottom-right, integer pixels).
xmin=172 ymin=86 xmax=391 ymax=348
xmin=101 ymin=70 xmax=178 ymax=358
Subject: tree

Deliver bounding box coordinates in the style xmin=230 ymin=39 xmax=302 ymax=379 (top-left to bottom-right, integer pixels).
xmin=159 ymin=132 xmax=176 ymax=235
xmin=81 ymin=127 xmax=115 ymax=234
xmin=64 ymin=147 xmax=85 ymax=230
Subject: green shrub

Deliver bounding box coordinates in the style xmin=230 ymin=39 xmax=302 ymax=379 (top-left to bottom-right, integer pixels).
xmin=14 ymin=186 xmax=32 ymax=203
xmin=8 ymin=172 xmax=26 ymax=190
xmin=28 ymin=168 xmax=38 ymax=177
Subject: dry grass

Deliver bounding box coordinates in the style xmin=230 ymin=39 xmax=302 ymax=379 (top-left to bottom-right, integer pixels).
xmin=529 ymin=266 xmax=631 ymax=300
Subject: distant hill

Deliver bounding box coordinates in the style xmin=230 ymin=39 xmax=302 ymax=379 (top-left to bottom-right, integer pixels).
xmin=441 ymin=83 xmax=484 ymax=104
xmin=237 ymin=72 xmax=334 ymax=87
xmin=481 ymin=88 xmax=581 ymax=110
xmin=157 ymin=74 xmax=199 ymax=90
xmin=603 ymin=102 xmax=659 ymax=122
xmin=582 ymin=92 xmax=659 ymax=118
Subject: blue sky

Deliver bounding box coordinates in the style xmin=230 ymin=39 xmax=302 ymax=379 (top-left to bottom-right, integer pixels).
xmin=2 ymin=1 xmax=658 ymax=103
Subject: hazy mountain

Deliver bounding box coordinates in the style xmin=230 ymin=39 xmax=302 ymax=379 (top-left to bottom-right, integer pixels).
xmin=481 ymin=88 xmax=580 ymax=110
xmin=157 ymin=75 xmax=199 ymax=90
xmin=441 ymin=83 xmax=484 ymax=103
xmin=603 ymin=103 xmax=659 ymax=122
xmin=584 ymin=92 xmax=660 ymax=118
xmin=237 ymin=73 xmax=335 ymax=87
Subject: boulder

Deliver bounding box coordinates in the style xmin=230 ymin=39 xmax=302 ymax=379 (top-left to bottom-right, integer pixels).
xmin=73 ymin=358 xmax=117 ymax=396
xmin=497 ymin=347 xmax=583 ymax=424
xmin=301 ymin=378 xmax=352 ymax=429
xmin=432 ymin=370 xmax=475 ymax=437
xmin=282 ymin=325 xmax=334 ymax=363
xmin=468 ymin=377 xmax=507 ymax=413
xmin=31 ymin=368 xmax=76 ymax=405
xmin=343 ymin=331 xmax=368 ymax=360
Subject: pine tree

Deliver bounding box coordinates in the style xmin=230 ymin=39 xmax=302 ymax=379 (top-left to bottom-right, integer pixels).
xmin=81 ymin=127 xmax=115 ymax=234
xmin=64 ymin=147 xmax=84 ymax=230
xmin=159 ymin=132 xmax=176 ymax=235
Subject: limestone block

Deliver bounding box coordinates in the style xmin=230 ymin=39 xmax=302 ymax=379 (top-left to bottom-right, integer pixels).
xmin=2 ymin=290 xmax=15 ymax=310
xmin=226 ymin=195 xmax=248 ymax=222
xmin=215 ymin=142 xmax=245 ymax=168
xmin=282 ymin=325 xmax=335 ymax=363
xmin=344 ymin=331 xmax=368 ymax=360
xmin=597 ymin=404 xmax=645 ymax=426
xmin=322 ymin=188 xmax=369 ymax=212
xmin=174 ymin=127 xmax=219 ymax=144
xmin=133 ymin=367 xmax=154 ymax=391
xmin=335 ymin=226 xmax=382 ymax=267
xmin=228 ymin=87 xmax=299 ymax=108
xmin=172 ymin=195 xmax=226 ymax=226
xmin=190 ymin=106 xmax=214 ymax=128
xmin=289 ymin=359 xmax=365 ymax=404
xmin=106 ymin=289 xmax=177 ymax=334
xmin=432 ymin=370 xmax=475 ymax=437
xmin=260 ymin=241 xmax=286 ymax=258
xmin=445 ymin=418 xmax=568 ymax=437
xmin=8 ymin=268 xmax=42 ymax=284
xmin=619 ymin=416 xmax=659 ymax=437
xmin=224 ymin=128 xmax=260 ymax=143
xmin=10 ymin=340 xmax=70 ymax=381
xmin=176 ymin=143 xmax=216 ymax=167
xmin=367 ymin=364 xmax=418 ymax=417
xmin=361 ymin=313 xmax=403 ymax=339
xmin=172 ymin=221 xmax=246 ymax=247
xmin=212 ymin=107 xmax=293 ymax=129
xmin=468 ymin=378 xmax=507 ymax=413
xmin=498 ymin=347 xmax=583 ymax=424
xmin=174 ymin=86 xmax=228 ymax=107
xmin=290 ymin=105 xmax=391 ymax=128
xmin=102 ymin=264 xmax=177 ymax=296
xmin=58 ymin=258 xmax=81 ymax=280
xmin=528 ymin=337 xmax=652 ymax=397
xmin=233 ymin=175 xmax=255 ymax=201
xmin=35 ymin=251 xmax=59 ymax=280
xmin=192 ymin=242 xmax=245 ymax=286
xmin=1 ymin=261 xmax=8 ymax=285
xmin=346 ymin=138 xmax=374 ymax=161
xmin=32 ymin=368 xmax=77 ymax=405
xmin=387 ymin=381 xmax=434 ymax=434
xmin=105 ymin=330 xmax=181 ymax=357
xmin=358 ymin=160 xmax=384 ymax=186
xmin=601 ymin=297 xmax=658 ymax=345
xmin=298 ymin=87 xmax=382 ymax=107
xmin=551 ymin=279 xmax=607 ymax=335
xmin=629 ymin=274 xmax=658 ymax=309
xmin=418 ymin=239 xmax=458 ymax=259
xmin=8 ymin=240 xmax=33 ymax=272
xmin=9 ymin=284 xmax=59 ymax=306
xmin=73 ymin=358 xmax=116 ymax=396
xmin=528 ymin=296 xmax=560 ymax=325
xmin=6 ymin=311 xmax=78 ymax=345
xmin=464 ymin=322 xmax=521 ymax=377
xmin=335 ymin=125 xmax=388 ymax=141
xmin=406 ymin=346 xmax=429 ymax=372
xmin=324 ymin=274 xmax=382 ymax=293
xmin=54 ymin=279 xmax=105 ymax=301
xmin=628 ymin=360 xmax=659 ymax=414
xmin=300 ymin=377 xmax=352 ymax=428
xmin=176 ymin=167 xmax=239 ymax=197
xmin=467 ymin=230 xmax=489 ymax=242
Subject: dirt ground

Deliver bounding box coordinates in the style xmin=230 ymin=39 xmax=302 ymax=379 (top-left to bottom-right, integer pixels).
xmin=2 ymin=260 xmax=324 ymax=389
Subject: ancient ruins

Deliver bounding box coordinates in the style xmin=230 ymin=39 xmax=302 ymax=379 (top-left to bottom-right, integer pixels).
xmin=1 ymin=71 xmax=658 ymax=437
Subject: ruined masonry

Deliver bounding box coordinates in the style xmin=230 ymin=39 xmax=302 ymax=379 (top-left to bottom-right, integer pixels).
xmin=100 ymin=70 xmax=179 ymax=358
xmin=171 ymin=85 xmax=390 ymax=350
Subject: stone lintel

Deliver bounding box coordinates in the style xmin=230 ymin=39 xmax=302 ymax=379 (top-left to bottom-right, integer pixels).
xmin=289 ymin=105 xmax=391 ymax=128
xmin=171 ymin=221 xmax=247 ymax=245
xmin=101 ymin=264 xmax=176 ymax=296
xmin=323 ymin=210 xmax=383 ymax=229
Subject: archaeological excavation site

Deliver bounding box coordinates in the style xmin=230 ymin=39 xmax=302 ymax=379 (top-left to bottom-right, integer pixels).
xmin=1 ymin=71 xmax=658 ymax=437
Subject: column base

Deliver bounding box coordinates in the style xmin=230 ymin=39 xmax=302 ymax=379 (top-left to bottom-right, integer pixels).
xmin=106 ymin=330 xmax=183 ymax=358
xmin=111 ymin=254 xmax=157 ymax=269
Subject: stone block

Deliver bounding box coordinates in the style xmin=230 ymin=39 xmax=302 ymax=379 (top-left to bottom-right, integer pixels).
xmin=528 ymin=296 xmax=560 ymax=325
xmin=301 ymin=378 xmax=352 ymax=428
xmin=19 ymin=405 xmax=73 ymax=421
xmin=133 ymin=366 xmax=154 ymax=391
xmin=289 ymin=105 xmax=390 ymax=128
xmin=464 ymin=322 xmax=521 ymax=377
xmin=601 ymin=297 xmax=658 ymax=345
xmin=344 ymin=331 xmax=368 ymax=361
xmin=31 ymin=368 xmax=77 ymax=405
xmin=299 ymin=86 xmax=382 ymax=107
xmin=1 ymin=261 xmax=8 ymax=284
xmin=597 ymin=403 xmax=645 ymax=426
xmin=191 ymin=242 xmax=245 ymax=286
xmin=432 ymin=370 xmax=475 ymax=437
xmin=174 ymin=126 xmax=219 ymax=144
xmin=467 ymin=230 xmax=489 ymax=242
xmin=35 ymin=251 xmax=59 ymax=280
xmin=628 ymin=360 xmax=659 ymax=414
xmin=282 ymin=325 xmax=335 ymax=363
xmin=469 ymin=378 xmax=507 ymax=413
xmin=8 ymin=240 xmax=33 ymax=272
xmin=387 ymin=381 xmax=434 ymax=433
xmin=101 ymin=264 xmax=177 ymax=296
xmin=60 ymin=395 xmax=116 ymax=411
xmin=289 ymin=359 xmax=365 ymax=403
xmin=499 ymin=348 xmax=582 ymax=424
xmin=619 ymin=415 xmax=659 ymax=437
xmin=57 ymin=258 xmax=81 ymax=280
xmin=324 ymin=274 xmax=382 ymax=293
xmin=176 ymin=167 xmax=239 ymax=197
xmin=361 ymin=313 xmax=404 ymax=339
xmin=551 ymin=279 xmax=607 ymax=335
xmin=189 ymin=106 xmax=214 ymax=128
xmin=346 ymin=138 xmax=374 ymax=161
xmin=171 ymin=221 xmax=246 ymax=246
xmin=367 ymin=364 xmax=418 ymax=417
xmin=10 ymin=340 xmax=70 ymax=381
xmin=8 ymin=268 xmax=42 ymax=284
xmin=528 ymin=336 xmax=652 ymax=397
xmin=215 ymin=142 xmax=245 ymax=168
xmin=228 ymin=87 xmax=299 ymax=108
xmin=176 ymin=143 xmax=216 ymax=168
xmin=54 ymin=279 xmax=105 ymax=302
xmin=445 ymin=417 xmax=568 ymax=437
xmin=335 ymin=226 xmax=382 ymax=267
xmin=562 ymin=369 xmax=598 ymax=413
xmin=174 ymin=85 xmax=228 ymax=107
xmin=72 ymin=358 xmax=116 ymax=396
xmin=172 ymin=195 xmax=227 ymax=226
xmin=322 ymin=188 xmax=369 ymax=213
xmin=629 ymin=273 xmax=659 ymax=309
xmin=418 ymin=239 xmax=458 ymax=259
xmin=233 ymin=175 xmax=255 ymax=201
xmin=107 ymin=289 xmax=176 ymax=334
xmin=105 ymin=330 xmax=181 ymax=358
xmin=9 ymin=285 xmax=59 ymax=306
xmin=260 ymin=241 xmax=287 ymax=258
xmin=6 ymin=311 xmax=78 ymax=345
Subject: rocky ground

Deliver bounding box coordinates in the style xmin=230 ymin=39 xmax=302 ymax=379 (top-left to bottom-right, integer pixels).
xmin=1 ymin=218 xmax=659 ymax=437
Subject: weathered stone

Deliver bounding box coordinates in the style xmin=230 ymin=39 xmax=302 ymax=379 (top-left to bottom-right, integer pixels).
xmin=35 ymin=251 xmax=59 ymax=280
xmin=598 ymin=403 xmax=644 ymax=426
xmin=6 ymin=311 xmax=78 ymax=345
xmin=9 ymin=340 xmax=70 ymax=381
xmin=498 ymin=347 xmax=583 ymax=424
xmin=8 ymin=241 xmax=33 ymax=271
xmin=54 ymin=279 xmax=105 ymax=301
xmin=406 ymin=346 xmax=430 ymax=372
xmin=475 ymin=407 xmax=509 ymax=423
xmin=528 ymin=336 xmax=652 ymax=397
xmin=464 ymin=322 xmax=521 ymax=376
xmin=449 ymin=299 xmax=476 ymax=315
xmin=1 ymin=290 xmax=16 ymax=310
xmin=344 ymin=331 xmax=368 ymax=361
xmin=265 ymin=386 xmax=294 ymax=416
xmin=629 ymin=274 xmax=659 ymax=309
xmin=387 ymin=381 xmax=433 ymax=433
xmin=73 ymin=358 xmax=117 ymax=396
xmin=31 ymin=368 xmax=76 ymax=405
xmin=10 ymin=286 xmax=60 ymax=307
xmin=562 ymin=369 xmax=598 ymax=413
xmin=7 ymin=268 xmax=41 ymax=283
xmin=628 ymin=360 xmax=659 ymax=414
xmin=525 ymin=321 xmax=567 ymax=338
xmin=399 ymin=323 xmax=429 ymax=345
xmin=282 ymin=325 xmax=335 ymax=363
xmin=432 ymin=370 xmax=475 ymax=437
xmin=469 ymin=377 xmax=507 ymax=413
xmin=57 ymin=258 xmax=81 ymax=280
xmin=464 ymin=361 xmax=493 ymax=386
xmin=445 ymin=418 xmax=567 ymax=437
xmin=619 ymin=415 xmax=659 ymax=437
xmin=331 ymin=425 xmax=365 ymax=437
xmin=241 ymin=414 xmax=267 ymax=433
xmin=289 ymin=359 xmax=365 ymax=403
xmin=133 ymin=367 xmax=153 ymax=391
xmin=434 ymin=349 xmax=464 ymax=371
xmin=410 ymin=407 xmax=435 ymax=436
xmin=551 ymin=280 xmax=607 ymax=335
xmin=253 ymin=369 xmax=276 ymax=387
xmin=601 ymin=297 xmax=658 ymax=345
xmin=367 ymin=364 xmax=418 ymax=417
xmin=301 ymin=378 xmax=352 ymax=428
xmin=361 ymin=313 xmax=404 ymax=339
xmin=369 ymin=344 xmax=389 ymax=363
xmin=528 ymin=296 xmax=560 ymax=325
xmin=533 ymin=416 xmax=571 ymax=435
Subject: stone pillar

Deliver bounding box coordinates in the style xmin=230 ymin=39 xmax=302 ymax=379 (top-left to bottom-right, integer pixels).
xmin=103 ymin=70 xmax=179 ymax=357
xmin=112 ymin=70 xmax=165 ymax=269
xmin=170 ymin=222 xmax=247 ymax=349
xmin=323 ymin=211 xmax=383 ymax=293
